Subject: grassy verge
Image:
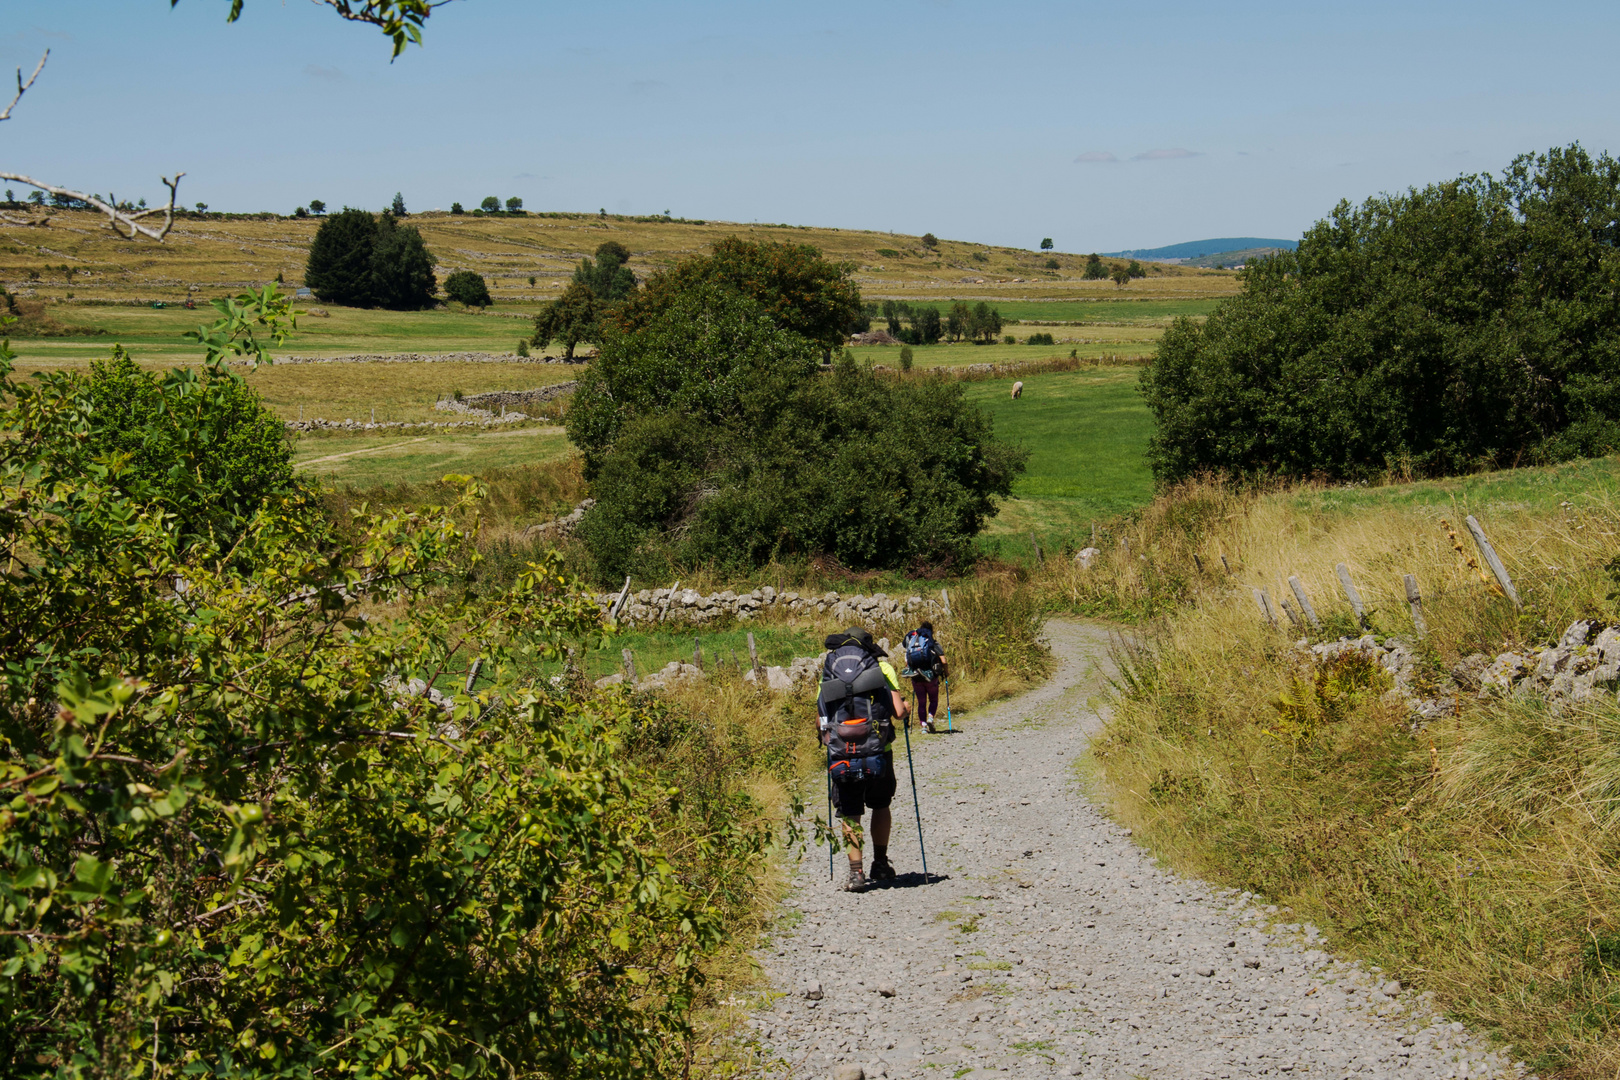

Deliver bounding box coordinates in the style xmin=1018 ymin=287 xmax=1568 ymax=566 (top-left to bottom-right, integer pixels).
xmin=1046 ymin=471 xmax=1620 ymax=1077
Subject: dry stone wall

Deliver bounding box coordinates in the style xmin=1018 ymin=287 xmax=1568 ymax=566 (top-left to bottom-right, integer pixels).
xmin=592 ymin=585 xmax=944 ymax=627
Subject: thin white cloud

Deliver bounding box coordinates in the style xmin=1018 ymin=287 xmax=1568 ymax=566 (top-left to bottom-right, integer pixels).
xmin=1073 ymin=151 xmax=1118 ymax=163
xmin=1133 ymin=148 xmax=1200 ymax=161
xmin=303 ymin=64 xmax=346 ymax=82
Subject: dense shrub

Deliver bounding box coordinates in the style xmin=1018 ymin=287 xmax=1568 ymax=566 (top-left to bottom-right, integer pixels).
xmin=444 ymin=268 xmax=493 ymax=307
xmin=617 ymin=236 xmax=862 ymax=352
xmin=80 ymin=347 xmax=294 ymax=547
xmin=1143 ymin=144 xmax=1620 ymax=482
xmin=1026 ymin=332 xmax=1055 ymax=346
xmin=570 ymin=287 xmax=1025 ymax=582
xmin=304 ymin=208 xmax=437 ymax=309
xmin=0 ymin=297 xmax=752 ymax=1080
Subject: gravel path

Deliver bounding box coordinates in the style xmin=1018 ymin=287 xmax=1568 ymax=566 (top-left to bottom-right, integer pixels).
xmin=747 ymin=620 xmax=1527 ymax=1080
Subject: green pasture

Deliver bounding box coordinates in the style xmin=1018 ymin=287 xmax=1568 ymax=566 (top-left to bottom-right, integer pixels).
xmin=848 ymin=338 xmax=1156 ymax=369
xmin=1286 ymin=454 xmax=1620 ymax=519
xmin=295 ymin=425 xmax=572 ymax=489
xmin=962 ymin=368 xmax=1157 ymax=556
xmin=8 ymin=302 xmax=549 ymax=366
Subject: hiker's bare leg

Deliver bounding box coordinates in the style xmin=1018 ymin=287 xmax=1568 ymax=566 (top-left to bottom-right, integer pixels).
xmin=871 ymin=807 xmax=891 ymax=850
xmin=842 ymin=816 xmax=863 ymax=868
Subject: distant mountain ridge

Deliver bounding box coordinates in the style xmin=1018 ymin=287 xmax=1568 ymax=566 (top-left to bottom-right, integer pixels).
xmin=1104 ymin=237 xmax=1299 ymax=261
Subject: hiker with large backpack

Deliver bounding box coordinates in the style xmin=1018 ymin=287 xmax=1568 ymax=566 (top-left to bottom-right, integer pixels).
xmin=902 ymin=621 xmax=949 ymax=733
xmin=818 ymin=627 xmax=911 ymax=892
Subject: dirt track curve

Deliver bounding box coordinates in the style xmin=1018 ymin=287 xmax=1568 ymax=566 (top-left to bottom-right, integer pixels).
xmin=746 ymin=620 xmax=1526 ymax=1080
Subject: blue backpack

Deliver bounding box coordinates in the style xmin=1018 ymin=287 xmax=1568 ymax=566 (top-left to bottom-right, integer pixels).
xmin=904 ymin=628 xmax=939 ymax=673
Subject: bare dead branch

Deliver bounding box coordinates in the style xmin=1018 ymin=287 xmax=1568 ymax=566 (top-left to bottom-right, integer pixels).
xmin=1 ymin=50 xmax=186 ymax=240
xmin=0 ymin=50 xmax=47 ymax=123
xmin=0 ymin=171 xmax=186 ymax=241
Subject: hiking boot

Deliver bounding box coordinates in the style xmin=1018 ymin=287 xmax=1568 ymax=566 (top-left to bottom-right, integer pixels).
xmin=841 ymin=865 xmax=867 ymax=892
xmin=869 ymin=856 xmax=896 ymax=882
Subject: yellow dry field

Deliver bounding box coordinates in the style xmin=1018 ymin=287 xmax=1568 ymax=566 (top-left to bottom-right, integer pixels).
xmin=0 ymin=206 xmax=1240 ymax=309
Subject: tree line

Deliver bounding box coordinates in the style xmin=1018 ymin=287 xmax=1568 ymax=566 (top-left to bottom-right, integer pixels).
xmin=1143 ymin=143 xmax=1620 ymax=481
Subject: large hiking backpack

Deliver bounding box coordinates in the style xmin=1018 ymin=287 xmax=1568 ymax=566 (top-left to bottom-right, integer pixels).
xmin=904 ymin=628 xmax=940 ymax=674
xmin=818 ymin=637 xmax=894 ymax=784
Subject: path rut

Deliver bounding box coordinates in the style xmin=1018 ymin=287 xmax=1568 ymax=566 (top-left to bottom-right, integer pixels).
xmin=746 ymin=620 xmax=1526 ymax=1080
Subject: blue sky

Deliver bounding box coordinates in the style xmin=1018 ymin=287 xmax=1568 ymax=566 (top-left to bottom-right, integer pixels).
xmin=5 ymin=0 xmax=1619 ymax=252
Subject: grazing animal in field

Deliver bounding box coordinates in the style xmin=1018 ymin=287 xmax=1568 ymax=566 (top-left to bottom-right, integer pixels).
xmin=1011 ymin=381 xmax=1023 ymax=399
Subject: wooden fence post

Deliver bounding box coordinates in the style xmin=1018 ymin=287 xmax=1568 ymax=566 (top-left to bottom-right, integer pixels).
xmin=1253 ymin=587 xmax=1277 ymax=628
xmin=1404 ymin=574 xmax=1428 ymax=638
xmin=1029 ymin=533 xmax=1044 ymax=565
xmin=1193 ymin=553 xmax=1204 ymax=573
xmin=1464 ymin=515 xmax=1521 ymax=609
xmin=1288 ymin=575 xmax=1322 ymax=630
xmin=940 ymin=588 xmax=952 ymax=617
xmin=659 ymin=580 xmax=682 ymax=622
xmin=1336 ymin=563 xmax=1368 ymax=628
xmin=463 ymin=658 xmax=482 ymax=695
xmin=747 ymin=632 xmax=761 ymax=677
xmin=1279 ymin=594 xmax=1304 ymax=629
xmin=1220 ymin=553 xmax=1232 ymax=574
xmin=622 ymin=649 xmax=636 ymax=682
xmin=608 ymin=575 xmax=632 ymax=623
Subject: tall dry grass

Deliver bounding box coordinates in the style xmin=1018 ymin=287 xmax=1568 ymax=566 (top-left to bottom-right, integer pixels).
xmin=1066 ymin=476 xmax=1620 ymax=1076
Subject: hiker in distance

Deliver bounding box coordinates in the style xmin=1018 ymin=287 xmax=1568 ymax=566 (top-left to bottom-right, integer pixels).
xmin=818 ymin=628 xmax=911 ymax=892
xmin=902 ymin=621 xmax=948 ymax=733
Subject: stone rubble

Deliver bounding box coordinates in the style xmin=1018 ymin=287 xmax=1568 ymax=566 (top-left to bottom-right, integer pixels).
xmin=521 ymin=499 xmax=595 ymax=542
xmin=433 ymin=382 xmax=576 ymax=418
xmin=747 ymin=622 xmax=1526 ymax=1080
xmin=1308 ymin=619 xmax=1620 ymax=723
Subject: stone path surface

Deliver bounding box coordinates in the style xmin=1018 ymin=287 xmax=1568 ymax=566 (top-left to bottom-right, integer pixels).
xmin=746 ymin=621 xmax=1527 ymax=1080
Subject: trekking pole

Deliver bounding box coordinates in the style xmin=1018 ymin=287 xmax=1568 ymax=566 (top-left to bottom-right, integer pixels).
xmin=899 ymin=714 xmax=929 ymax=883
xmin=945 ymin=678 xmax=952 ymax=733
xmin=825 ymin=742 xmax=835 ymax=880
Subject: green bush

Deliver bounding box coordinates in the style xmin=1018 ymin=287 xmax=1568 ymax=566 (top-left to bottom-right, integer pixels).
xmin=899 ymin=345 xmax=914 ymax=371
xmin=80 ymin=347 xmax=294 ymax=547
xmin=1043 ymin=258 xmax=1060 ymax=270
xmin=1143 ymin=144 xmax=1620 ymax=482
xmin=0 ymin=296 xmax=752 ymax=1079
xmin=571 ymin=290 xmax=1026 ymax=581
xmin=304 ymin=208 xmax=436 ymax=309
xmin=619 ymin=237 xmax=862 ymax=352
xmin=1082 ymin=253 xmax=1107 ymax=280
xmin=444 ymin=268 xmax=493 ymax=307
xmin=1026 ymin=332 xmax=1055 ymax=346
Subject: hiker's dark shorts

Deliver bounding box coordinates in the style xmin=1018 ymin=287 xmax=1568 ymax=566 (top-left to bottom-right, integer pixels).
xmin=832 ymin=758 xmax=896 ymax=819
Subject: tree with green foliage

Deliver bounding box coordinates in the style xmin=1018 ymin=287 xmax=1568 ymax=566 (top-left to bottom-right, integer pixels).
xmin=480 ymin=195 xmax=500 ymax=212
xmin=617 ymin=237 xmax=861 ymax=353
xmin=1111 ymin=266 xmax=1130 ymax=287
xmin=531 ymin=280 xmax=603 ymax=358
xmin=450 ymin=201 xmax=464 ymax=214
xmin=946 ymin=300 xmax=972 ymax=342
xmin=966 ymin=301 xmax=1003 ymax=343
xmin=1143 ymin=144 xmax=1620 ymax=482
xmin=921 ymin=232 xmax=939 ymax=248
xmin=391 ymin=191 xmax=407 ymax=216
xmin=1041 ymin=238 xmax=1053 ymax=250
xmin=573 ymin=240 xmax=638 ymax=302
xmin=304 ymin=207 xmax=436 ymax=309
xmin=899 ymin=345 xmax=914 ymax=371
xmin=1127 ymin=259 xmax=1145 ymax=278
xmin=1082 ymin=253 xmax=1107 ymax=280
xmin=444 ymin=268 xmax=493 ymax=307
xmin=569 ymin=285 xmax=1024 ymax=580
xmin=307 ymin=198 xmax=325 ymax=214
xmin=506 ymin=196 xmax=523 ymax=212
